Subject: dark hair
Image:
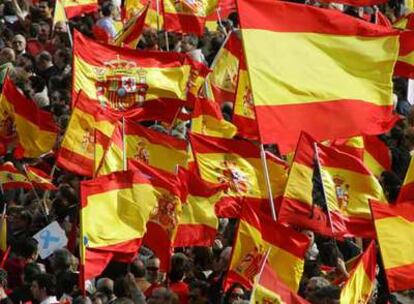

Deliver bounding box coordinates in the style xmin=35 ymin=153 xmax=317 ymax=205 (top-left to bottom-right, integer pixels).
xmin=23 ymin=262 xmax=42 ymax=284
xmin=33 ymin=273 xmax=56 ymax=296
xmin=37 ymin=51 xmax=52 ymax=63
xmin=61 ymin=272 xmax=78 ymax=294
xmin=380 ymin=171 xmax=402 ymax=203
xmin=52 ymin=249 xmax=72 ymax=271
xmin=130 ymin=259 xmax=146 ymax=278
xmin=168 ymin=253 xmax=189 ymax=283
xmin=101 ymin=2 xmax=113 ymax=17
xmin=29 ymin=75 xmax=46 ymax=93
xmin=113 ymin=277 xmax=129 ymax=298
xmin=16 ymin=238 xmax=38 ymax=259
xmin=309 ymin=285 xmax=340 ymax=303
xmin=223 ymin=283 xmax=246 ymax=304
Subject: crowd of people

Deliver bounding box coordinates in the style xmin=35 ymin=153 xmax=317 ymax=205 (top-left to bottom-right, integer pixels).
xmin=0 ymin=0 xmax=412 ymax=303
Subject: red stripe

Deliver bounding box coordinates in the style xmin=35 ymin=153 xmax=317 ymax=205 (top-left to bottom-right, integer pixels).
xmin=237 ymin=0 xmax=398 ymax=36
xmin=211 ymin=84 xmax=235 ymax=105
xmin=386 ymin=262 xmax=414 ymax=292
xmin=173 ymin=224 xmax=217 ymax=247
xmin=163 ymin=12 xmax=206 ymax=36
xmin=317 ymin=142 xmax=372 ymax=175
xmin=330 ymin=211 xmax=376 ymax=239
xmin=214 ymin=196 xmax=242 ymax=218
xmin=190 ymin=133 xmax=260 ymax=158
xmin=291 ymin=132 xmax=316 ymax=167
xmin=2 ymin=181 xmax=32 ymax=190
xmin=74 ymin=31 xmax=189 ymax=67
xmin=398 ymin=31 xmax=414 ymax=56
xmin=398 ymin=182 xmax=414 ymax=202
xmin=192 ymin=97 xmax=224 ymax=121
xmin=233 ymin=114 xmax=259 ymax=141
xmin=224 ymin=270 xmax=253 ymax=291
xmin=364 ymin=136 xmax=391 ymax=171
xmin=362 ymin=242 xmax=377 ymax=281
xmin=279 ymin=198 xmax=333 ymax=236
xmin=225 ymin=32 xmax=244 ymax=59
xmin=394 ymin=61 xmax=414 ymax=79
xmin=123 ymin=5 xmax=148 ymax=44
xmin=255 ymin=101 xmax=398 ymax=154
xmin=371 ymin=200 xmax=414 ymax=221
xmin=57 ymin=147 xmax=93 ymax=177
xmin=323 ymin=0 xmax=387 ymax=6
xmin=142 ymin=221 xmax=172 ymax=272
xmin=65 ymin=3 xmax=97 ymax=19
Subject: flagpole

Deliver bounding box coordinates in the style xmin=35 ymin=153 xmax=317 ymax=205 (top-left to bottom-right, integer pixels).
xmin=57 ymin=0 xmax=73 ymax=47
xmin=0 ymin=203 xmax=7 ymax=246
xmin=249 ymin=248 xmax=271 ymax=304
xmin=216 ymin=7 xmax=227 ymax=35
xmin=122 ymin=116 xmax=127 ymax=171
xmin=23 ymin=165 xmax=49 ymax=220
xmin=260 ymin=144 xmax=277 ymax=221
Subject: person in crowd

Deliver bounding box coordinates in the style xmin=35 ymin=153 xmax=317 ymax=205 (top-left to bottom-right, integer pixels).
xmin=96 ymin=2 xmax=117 ymax=40
xmin=30 ymin=273 xmax=58 ymax=304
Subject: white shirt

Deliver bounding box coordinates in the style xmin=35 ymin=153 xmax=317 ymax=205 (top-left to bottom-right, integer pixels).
xmin=40 ymin=296 xmax=59 ymax=304
xmin=96 ymin=17 xmax=117 ymax=38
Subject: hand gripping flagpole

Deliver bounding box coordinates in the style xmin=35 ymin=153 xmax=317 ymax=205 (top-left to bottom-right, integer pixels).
xmin=260 ymin=145 xmax=277 ymax=221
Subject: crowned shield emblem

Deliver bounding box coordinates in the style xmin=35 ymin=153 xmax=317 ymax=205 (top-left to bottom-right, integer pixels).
xmin=216 ymin=159 xmax=250 ymax=194
xmin=78 ymin=118 xmax=95 ymax=155
xmin=333 ymin=175 xmax=350 ymax=211
xmin=174 ymin=0 xmax=204 ymax=14
xmin=242 ymin=85 xmax=255 ymax=117
xmin=134 ymin=140 xmax=150 ymax=164
xmin=0 ymin=110 xmax=15 ymax=141
xmin=151 ymin=192 xmax=180 ymax=237
xmin=94 ymin=57 xmax=149 ymax=110
xmin=235 ymin=245 xmax=265 ymax=282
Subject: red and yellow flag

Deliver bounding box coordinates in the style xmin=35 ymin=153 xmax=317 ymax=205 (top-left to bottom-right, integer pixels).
xmin=370 ymin=200 xmax=414 ymax=292
xmin=0 ymin=78 xmax=57 ymax=158
xmin=394 ymin=30 xmax=414 ymax=79
xmin=190 ymin=133 xmax=288 ymax=210
xmin=0 ymin=162 xmax=31 ymax=190
xmin=173 ymin=168 xmax=225 ymax=247
xmin=397 ymin=156 xmax=414 ymax=203
xmin=62 ymin=0 xmax=98 ymax=19
xmin=73 ymin=31 xmax=196 ymax=110
xmin=393 ymin=12 xmax=414 ymax=30
xmin=163 ymin=0 xmax=218 ymax=36
xmin=209 ymin=31 xmax=242 ymax=104
xmin=251 ymin=260 xmax=309 ymax=304
xmin=115 ymin=4 xmax=148 ymax=49
xmin=205 ymin=0 xmax=236 ymax=31
xmin=25 ymin=165 xmax=57 ymax=191
xmin=57 ymin=92 xmax=118 ymax=177
xmin=279 ymin=133 xmax=333 ymax=236
xmin=80 ymin=170 xmax=159 ymax=281
xmin=224 ymin=202 xmax=309 ymax=292
xmin=124 ymin=0 xmax=163 ymax=29
xmin=191 ymin=97 xmax=237 ymax=138
xmin=237 ymin=0 xmax=399 ymax=153
xmin=97 ymin=120 xmax=188 ymax=176
xmin=340 ymin=242 xmax=376 ymax=304
xmin=317 ymin=142 xmax=386 ymax=238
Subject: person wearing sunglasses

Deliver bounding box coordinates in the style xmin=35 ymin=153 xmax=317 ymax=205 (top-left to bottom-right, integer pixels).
xmin=223 ymin=283 xmax=247 ymax=304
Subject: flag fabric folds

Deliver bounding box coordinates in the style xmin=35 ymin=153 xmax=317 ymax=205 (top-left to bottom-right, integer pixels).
xmin=251 ymin=260 xmax=310 ymax=304
xmin=62 ymin=0 xmax=98 ymax=19
xmin=163 ymin=0 xmax=218 ymax=36
xmin=124 ymin=0 xmax=162 ymax=29
xmin=393 ymin=12 xmax=414 ymax=30
xmin=370 ymin=200 xmax=414 ymax=292
xmin=0 ymin=162 xmax=32 ymax=190
xmin=317 ymin=142 xmax=386 ymax=238
xmin=317 ymin=0 xmax=386 ymax=6
xmin=173 ymin=168 xmax=225 ymax=247
xmin=0 ymin=78 xmax=58 ymax=158
xmin=115 ymin=4 xmax=148 ymax=49
xmin=224 ymin=202 xmax=309 ymax=292
xmin=73 ymin=31 xmax=195 ymax=110
xmin=397 ymin=156 xmax=414 ymax=203
xmin=25 ymin=166 xmax=57 ymax=191
xmin=191 ymin=97 xmax=237 ymax=139
xmin=394 ymin=30 xmax=414 ymax=79
xmin=340 ymin=242 xmax=377 ymax=304
xmin=363 ymin=136 xmax=391 ymax=177
xmin=237 ymin=0 xmax=399 ymax=153
xmin=80 ymin=170 xmax=159 ymax=281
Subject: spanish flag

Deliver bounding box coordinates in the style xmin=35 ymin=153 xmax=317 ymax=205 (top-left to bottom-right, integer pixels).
xmin=80 ymin=170 xmax=159 ymax=281
xmin=57 ymin=92 xmax=118 ymax=177
xmin=394 ymin=30 xmax=414 ymax=79
xmin=224 ymin=202 xmax=309 ymax=292
xmin=62 ymin=0 xmax=98 ymax=19
xmin=53 ymin=0 xmax=66 ymax=28
xmin=97 ymin=119 xmax=188 ymax=176
xmin=232 ymin=44 xmax=259 ymax=141
xmin=189 ymin=133 xmax=288 ymax=205
xmin=0 ymin=77 xmax=58 ymax=158
xmin=0 ymin=162 xmax=32 ymax=190
xmin=124 ymin=0 xmax=163 ymax=29
xmin=393 ymin=12 xmax=414 ymax=30
xmin=237 ymin=0 xmax=399 ymax=153
xmin=173 ymin=168 xmax=225 ymax=247
xmin=114 ymin=4 xmax=148 ymax=49
xmin=191 ymin=97 xmax=237 ymax=139
xmin=73 ymin=31 xmax=196 ymax=110
xmin=317 ymin=142 xmax=386 ymax=238
xmin=205 ymin=0 xmax=236 ymax=31
xmin=25 ymin=165 xmax=57 ymax=191
xmin=163 ymin=0 xmax=218 ymax=36
xmin=397 ymin=156 xmax=414 ymax=203
xmin=340 ymin=242 xmax=376 ymax=304
xmin=251 ymin=260 xmax=309 ymax=304
xmin=279 ymin=133 xmax=333 ymax=236
xmin=209 ymin=31 xmax=242 ymax=104
xmin=370 ymin=200 xmax=414 ymax=292
xmin=131 ymin=161 xmax=183 ymax=272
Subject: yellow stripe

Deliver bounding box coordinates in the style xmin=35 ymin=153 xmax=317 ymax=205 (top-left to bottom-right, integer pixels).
xmin=376 ymin=216 xmax=414 ymax=268
xmin=398 ymin=50 xmax=414 ymax=65
xmin=340 ymin=260 xmax=374 ymax=304
xmin=0 ymin=171 xmax=28 ymax=183
xmin=179 ymin=192 xmax=220 ymax=228
xmin=403 ymin=156 xmax=414 ymax=187
xmin=74 ymin=56 xmax=191 ymax=102
xmin=53 ymin=0 xmax=66 ymax=25
xmin=363 ymin=151 xmax=385 ymax=178
xmin=97 ymin=141 xmax=123 ymax=176
xmin=191 ymin=115 xmax=237 ymax=139
xmin=344 ymin=136 xmax=364 ymax=149
xmin=234 ymin=69 xmax=255 ymax=119
xmin=163 ymin=0 xmax=217 ymax=17
xmin=0 ymin=216 xmax=6 ymax=252
xmin=251 ymin=284 xmax=284 ymax=304
xmin=321 ymin=167 xmax=385 ymax=218
xmin=14 ymin=115 xmax=56 ymax=158
xmin=242 ymin=30 xmax=398 ymax=106
xmin=394 ymin=18 xmax=408 ymax=30
xmin=83 ymin=183 xmax=158 ymax=247
xmin=283 ymin=162 xmax=313 ymax=205
xmin=210 ymin=48 xmax=239 ymax=94
xmin=197 ymin=153 xmax=287 ymax=199
xmin=63 ymin=0 xmax=96 ymax=8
